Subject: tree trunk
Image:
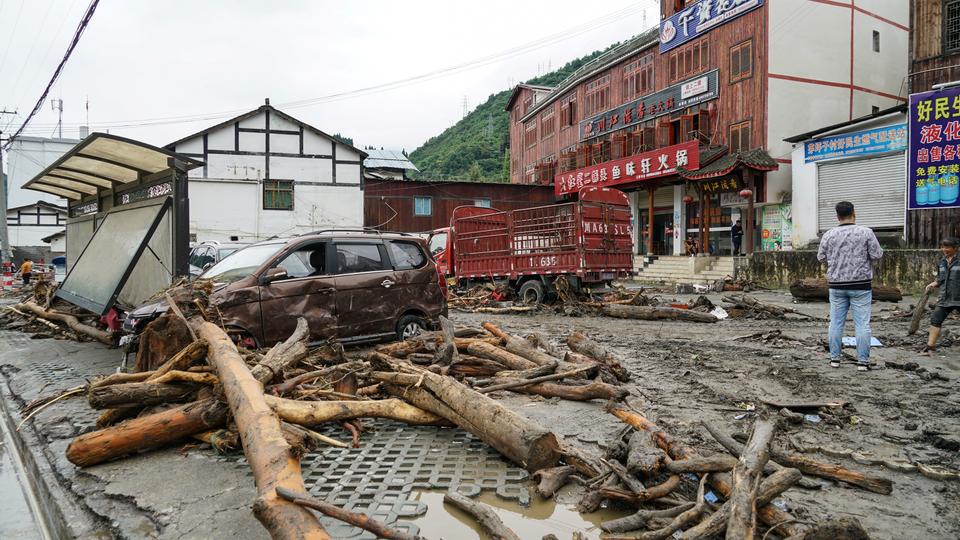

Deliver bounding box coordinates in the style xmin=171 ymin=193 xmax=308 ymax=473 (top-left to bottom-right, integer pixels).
xmin=790 ymin=278 xmax=902 ymax=302
xmin=596 ymin=474 xmax=680 ymax=505
xmin=443 ymin=492 xmax=521 ymax=540
xmin=601 ymin=503 xmax=696 ymax=534
xmin=66 ymin=398 xmax=228 ymax=467
xmin=493 ymin=361 xmax=557 ymax=380
xmin=277 ymin=487 xmax=423 ymax=540
xmin=665 ymin=454 xmax=738 ymax=473
xmin=481 ymin=377 xmax=626 ymax=402
xmin=626 ymin=430 xmax=668 ymax=477
xmin=566 ymin=332 xmax=630 ymax=382
xmin=601 ymin=303 xmax=718 ymax=323
xmin=87 ymin=382 xmax=198 ymax=409
xmin=610 ymin=407 xmax=806 ymax=537
xmin=15 ymin=301 xmax=114 ymax=344
xmin=726 ymin=418 xmax=775 ymax=540
xmin=264 ymin=396 xmax=451 ymax=426
xmin=679 ymin=468 xmax=802 ymax=539
xmin=532 ymin=465 xmax=575 ymax=498
xmin=769 ymin=447 xmax=893 ymax=494
xmin=477 ymin=364 xmax=595 ymax=394
xmin=250 ymin=318 xmax=309 ymax=384
xmin=193 ymin=321 xmax=329 ymax=539
xmin=372 ymin=368 xmax=560 ymax=472
xmin=909 ymin=288 xmax=933 ymax=335
xmin=701 ymin=421 xmax=822 ymax=490
xmin=466 ymin=342 xmax=538 ymax=371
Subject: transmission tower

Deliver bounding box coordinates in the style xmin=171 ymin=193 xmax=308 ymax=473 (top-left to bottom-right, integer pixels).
xmin=462 ymin=96 xmax=468 ymax=118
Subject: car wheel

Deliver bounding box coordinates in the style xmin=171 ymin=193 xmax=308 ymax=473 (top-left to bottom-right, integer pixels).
xmin=396 ymin=314 xmax=427 ymax=341
xmin=518 ymin=280 xmax=545 ymax=305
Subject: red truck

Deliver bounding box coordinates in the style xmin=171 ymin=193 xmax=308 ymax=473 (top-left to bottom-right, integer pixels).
xmin=427 ymin=186 xmax=633 ymax=303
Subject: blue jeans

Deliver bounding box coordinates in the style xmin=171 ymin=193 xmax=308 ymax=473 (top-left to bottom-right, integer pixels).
xmin=828 ymin=289 xmax=872 ymax=363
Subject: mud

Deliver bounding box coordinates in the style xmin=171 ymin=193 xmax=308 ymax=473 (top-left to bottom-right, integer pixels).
xmin=452 ymin=289 xmax=960 ymax=539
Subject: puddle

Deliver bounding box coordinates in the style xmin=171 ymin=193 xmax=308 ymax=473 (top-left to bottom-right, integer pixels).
xmin=0 ymin=425 xmax=43 ymax=539
xmin=411 ymin=488 xmax=631 ymax=540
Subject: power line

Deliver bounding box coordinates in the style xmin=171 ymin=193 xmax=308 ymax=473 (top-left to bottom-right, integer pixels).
xmin=3 ymin=0 xmax=100 ymax=151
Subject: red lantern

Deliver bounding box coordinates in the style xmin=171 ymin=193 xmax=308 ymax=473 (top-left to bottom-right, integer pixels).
xmin=682 ymin=195 xmax=694 ymax=204
xmin=739 ymin=189 xmax=753 ymax=199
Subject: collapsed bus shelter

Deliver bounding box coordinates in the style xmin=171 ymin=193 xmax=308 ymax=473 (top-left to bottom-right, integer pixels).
xmin=23 ymin=133 xmax=203 ymax=315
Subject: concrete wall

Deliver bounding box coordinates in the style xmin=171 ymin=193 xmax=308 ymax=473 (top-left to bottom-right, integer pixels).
xmin=5 ymin=137 xmax=80 ymax=209
xmin=742 ymin=249 xmax=941 ymax=293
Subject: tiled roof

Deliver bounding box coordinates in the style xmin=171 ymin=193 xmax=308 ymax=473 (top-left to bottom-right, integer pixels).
xmin=363 ymin=149 xmax=419 ymax=171
xmin=679 ymin=148 xmax=778 ymax=180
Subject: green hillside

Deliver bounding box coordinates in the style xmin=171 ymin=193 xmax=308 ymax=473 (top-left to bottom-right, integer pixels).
xmin=409 ymin=40 xmax=628 ymax=182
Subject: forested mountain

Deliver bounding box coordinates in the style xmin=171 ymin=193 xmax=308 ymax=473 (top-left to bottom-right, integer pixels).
xmin=409 ymin=40 xmax=628 ymax=181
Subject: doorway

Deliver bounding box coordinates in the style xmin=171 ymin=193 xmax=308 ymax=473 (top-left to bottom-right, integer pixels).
xmin=639 ymin=210 xmax=674 ymax=256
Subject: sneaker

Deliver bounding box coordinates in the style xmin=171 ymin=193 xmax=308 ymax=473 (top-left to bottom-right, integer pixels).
xmin=857 ymin=364 xmax=869 ymax=372
xmin=830 ymin=360 xmax=841 ymax=368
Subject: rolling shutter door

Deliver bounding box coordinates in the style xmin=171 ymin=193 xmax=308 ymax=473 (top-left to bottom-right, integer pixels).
xmin=817 ymin=153 xmax=904 ymax=232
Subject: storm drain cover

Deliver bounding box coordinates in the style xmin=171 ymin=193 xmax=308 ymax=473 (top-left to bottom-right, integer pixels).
xmin=238 ymin=421 xmax=530 ymax=539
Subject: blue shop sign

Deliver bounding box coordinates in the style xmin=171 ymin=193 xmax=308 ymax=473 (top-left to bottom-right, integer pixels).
xmin=660 ymin=0 xmax=764 ymax=53
xmin=804 ymin=124 xmax=907 ymax=163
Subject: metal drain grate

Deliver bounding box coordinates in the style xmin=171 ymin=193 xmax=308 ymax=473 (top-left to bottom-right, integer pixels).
xmin=238 ymin=421 xmax=530 ymax=539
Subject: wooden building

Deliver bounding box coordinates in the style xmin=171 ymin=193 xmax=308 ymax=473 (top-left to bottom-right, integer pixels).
xmin=507 ymin=0 xmax=908 ymax=255
xmin=906 ymin=0 xmax=960 ymax=245
xmin=363 ymin=179 xmax=555 ymax=233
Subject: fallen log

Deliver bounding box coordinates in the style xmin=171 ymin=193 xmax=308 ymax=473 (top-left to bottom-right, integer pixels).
xmin=66 ymin=398 xmax=229 ymax=467
xmin=14 ymin=301 xmax=114 ymax=344
xmin=493 ymin=361 xmax=557 ymax=380
xmin=626 ymin=430 xmax=668 ymax=477
xmin=194 ymin=320 xmax=329 ymax=539
xmin=444 ymin=492 xmax=520 ymax=540
xmin=487 ymin=378 xmax=625 ymax=401
xmin=665 ymin=454 xmax=738 ymax=473
xmin=477 ymin=364 xmax=597 ymax=394
xmin=726 ymin=418 xmax=775 ymax=540
xmin=264 ymin=396 xmax=451 ymax=426
xmin=527 ymin=332 xmax=565 ymax=358
xmin=532 ymin=465 xmax=575 ymax=498
xmin=600 ymin=502 xmax=697 ymax=534
xmin=769 ymin=447 xmax=893 ymax=495
xmin=87 ymin=381 xmax=198 ymax=409
xmin=610 ymin=407 xmax=806 ymax=537
xmin=909 ymin=288 xmax=933 ymax=335
xmin=701 ymin=421 xmax=821 ymax=490
xmin=281 ymin=421 xmax=349 ymax=449
xmin=250 ymin=318 xmax=309 ymax=383
xmin=88 ymin=371 xmax=155 ymax=389
xmin=269 ymin=360 xmax=369 ymax=395
xmin=503 ymin=334 xmax=562 ymax=367
xmin=601 ymin=303 xmax=718 ymax=323
xmin=679 ymin=467 xmax=802 ymax=539
xmin=615 ymin=475 xmax=708 ymax=540
xmin=566 ymin=332 xmax=630 ymax=382
xmin=782 ymin=517 xmax=870 ymax=540
xmin=790 ymin=278 xmax=902 ymax=302
xmin=466 ymin=342 xmax=538 ymax=371
xmin=722 ymin=294 xmax=822 ymax=320
xmin=373 ymin=368 xmax=560 ymax=472
xmin=277 ymin=487 xmax=422 ymax=540
xmin=596 ymin=474 xmax=680 ymax=505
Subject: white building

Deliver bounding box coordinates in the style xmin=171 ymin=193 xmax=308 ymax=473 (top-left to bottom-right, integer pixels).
xmin=5 ymin=200 xmax=67 ymax=253
xmin=165 ymin=100 xmax=366 ymax=242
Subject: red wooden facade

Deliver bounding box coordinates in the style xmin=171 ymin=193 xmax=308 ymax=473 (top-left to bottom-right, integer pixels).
xmin=363 ymin=179 xmax=555 ymax=233
xmin=906 ymin=0 xmax=960 ymax=245
xmin=508 ymin=1 xmax=767 ymax=186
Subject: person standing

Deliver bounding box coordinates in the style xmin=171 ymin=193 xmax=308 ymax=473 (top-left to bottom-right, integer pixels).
xmin=731 ymin=219 xmax=744 ymax=256
xmin=19 ymin=258 xmax=34 ymax=285
xmin=816 ymin=201 xmax=883 ymax=371
xmin=921 ymin=237 xmax=960 ymax=355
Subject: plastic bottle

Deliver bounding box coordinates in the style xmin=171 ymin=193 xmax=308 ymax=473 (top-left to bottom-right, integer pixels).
xmin=916 ymin=177 xmax=929 ymax=206
xmin=927 ymin=173 xmax=941 ymax=206
xmin=942 ymin=173 xmax=959 ymax=205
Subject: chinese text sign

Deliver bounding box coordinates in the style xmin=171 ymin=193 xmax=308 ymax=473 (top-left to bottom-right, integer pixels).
xmin=554 ymin=141 xmax=699 ymax=196
xmin=908 ymin=87 xmax=960 ymax=210
xmin=659 ymin=0 xmax=764 ymax=53
xmin=804 ymin=124 xmax=906 ymax=163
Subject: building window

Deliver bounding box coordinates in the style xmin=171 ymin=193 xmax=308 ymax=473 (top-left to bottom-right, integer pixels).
xmin=729 ymin=121 xmax=751 ymax=152
xmin=522 ymin=96 xmax=533 ymax=115
xmin=414 ymin=197 xmax=432 ymax=216
xmin=946 ymin=0 xmax=960 ymax=53
xmin=622 ymin=53 xmax=655 ymax=99
xmin=730 ymin=39 xmax=752 ymax=83
xmin=559 ymin=94 xmax=577 ymax=128
xmin=584 ymin=74 xmax=611 ymax=115
xmin=541 ymin=110 xmax=555 ymax=139
xmin=524 ymin=121 xmax=537 ymax=148
xmin=263 ymin=180 xmax=293 ymax=210
xmin=475 ymin=198 xmax=491 ymax=208
xmin=872 ymin=105 xmax=880 ymax=114
xmin=872 ymin=30 xmax=880 ymax=52
xmin=669 ymin=39 xmax=710 ymax=82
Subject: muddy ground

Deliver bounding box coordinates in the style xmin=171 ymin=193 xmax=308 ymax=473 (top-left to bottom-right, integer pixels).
xmin=451 ymin=289 xmax=960 ymax=539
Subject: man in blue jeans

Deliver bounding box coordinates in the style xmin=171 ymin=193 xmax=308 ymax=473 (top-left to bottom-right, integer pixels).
xmin=816 ymin=201 xmax=884 ymax=371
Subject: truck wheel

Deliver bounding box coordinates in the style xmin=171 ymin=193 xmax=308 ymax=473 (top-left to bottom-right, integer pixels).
xmin=518 ymin=280 xmax=546 ymax=305
xmin=396 ymin=314 xmax=427 ymax=341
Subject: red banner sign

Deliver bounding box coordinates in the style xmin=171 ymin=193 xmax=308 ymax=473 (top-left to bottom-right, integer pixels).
xmin=554 ymin=141 xmax=699 ymax=196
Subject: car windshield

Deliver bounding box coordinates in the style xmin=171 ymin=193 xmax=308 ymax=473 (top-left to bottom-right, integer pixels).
xmin=218 ymin=247 xmax=239 ymax=259
xmin=202 ymin=243 xmax=284 ymax=282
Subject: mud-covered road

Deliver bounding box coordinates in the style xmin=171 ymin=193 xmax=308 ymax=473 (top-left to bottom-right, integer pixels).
xmin=451 ymin=289 xmax=960 ymax=539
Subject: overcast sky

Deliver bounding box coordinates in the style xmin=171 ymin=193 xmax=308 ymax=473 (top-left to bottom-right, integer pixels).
xmin=0 ymin=0 xmax=657 ymax=152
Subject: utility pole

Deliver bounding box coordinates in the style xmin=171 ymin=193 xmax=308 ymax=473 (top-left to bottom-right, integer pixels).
xmin=51 ymin=99 xmax=64 ymax=138
xmin=0 ymin=109 xmax=17 ymax=265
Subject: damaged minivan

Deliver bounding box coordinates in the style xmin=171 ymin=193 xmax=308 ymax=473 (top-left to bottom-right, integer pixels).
xmin=125 ymin=231 xmax=447 ymax=346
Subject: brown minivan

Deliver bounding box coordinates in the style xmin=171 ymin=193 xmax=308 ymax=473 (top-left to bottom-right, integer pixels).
xmin=124 ymin=231 xmax=447 ymax=346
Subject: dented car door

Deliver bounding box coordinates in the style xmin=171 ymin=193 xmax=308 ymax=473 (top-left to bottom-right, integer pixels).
xmin=258 ymin=241 xmax=336 ymax=345
xmin=332 ymin=241 xmax=398 ymax=339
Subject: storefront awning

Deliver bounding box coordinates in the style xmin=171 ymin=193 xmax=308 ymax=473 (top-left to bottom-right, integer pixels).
xmin=678 ymin=148 xmax=778 ymax=181
xmin=23 ymin=133 xmax=203 ymax=201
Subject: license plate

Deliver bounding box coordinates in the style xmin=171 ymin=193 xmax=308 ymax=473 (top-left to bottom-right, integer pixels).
xmin=601 ymin=272 xmax=615 ymax=280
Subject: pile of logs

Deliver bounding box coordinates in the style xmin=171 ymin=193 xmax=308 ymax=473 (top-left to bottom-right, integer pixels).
xmin=722 ymin=293 xmax=823 ymax=321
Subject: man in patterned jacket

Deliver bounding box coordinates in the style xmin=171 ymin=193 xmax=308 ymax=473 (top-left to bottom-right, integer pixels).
xmin=817 ymin=201 xmax=884 ymax=371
